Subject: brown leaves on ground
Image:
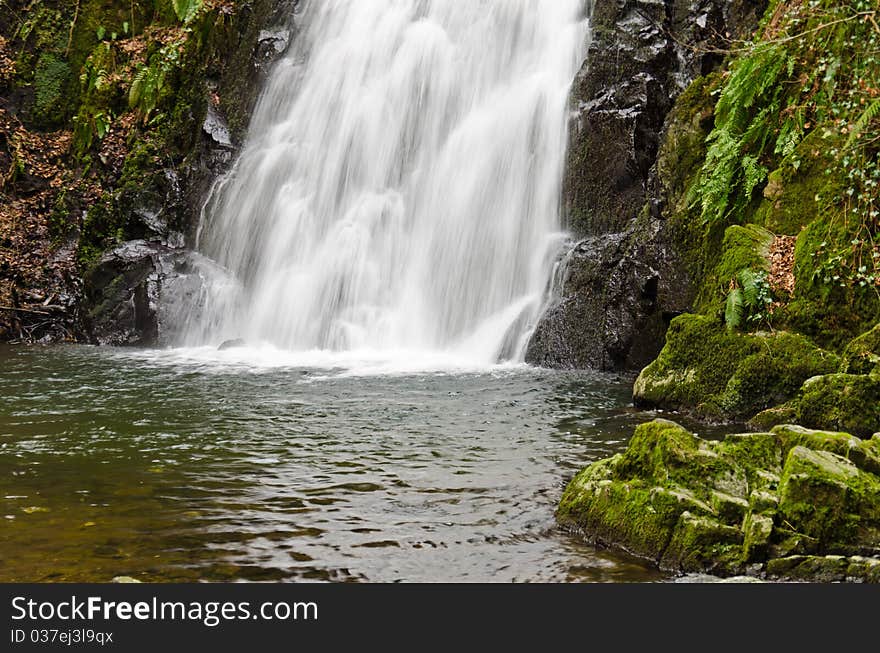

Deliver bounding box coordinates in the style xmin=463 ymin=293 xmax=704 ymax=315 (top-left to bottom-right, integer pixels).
xmin=0 ymin=36 xmax=15 ymax=85
xmin=0 ymin=101 xmax=115 ymax=341
xmin=0 ymin=94 xmax=145 ymax=341
xmin=0 ymin=109 xmax=78 ymax=341
xmin=205 ymin=0 xmax=237 ymax=15
xmin=769 ymin=235 xmax=796 ymax=296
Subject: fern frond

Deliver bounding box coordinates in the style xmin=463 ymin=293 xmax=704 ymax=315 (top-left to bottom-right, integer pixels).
xmin=725 ymin=288 xmax=744 ymax=331
xmin=741 ymin=155 xmax=769 ymax=202
xmin=172 ymin=0 xmax=203 ymax=24
xmin=737 ymin=269 xmax=761 ymax=309
xmin=845 ymin=98 xmax=880 ymax=149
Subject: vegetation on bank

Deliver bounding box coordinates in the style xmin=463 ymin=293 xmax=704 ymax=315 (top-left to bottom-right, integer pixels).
xmin=638 ymin=0 xmax=880 ymax=429
xmin=563 ymin=1 xmax=880 ymax=579
xmin=0 ymin=0 xmax=273 ymax=341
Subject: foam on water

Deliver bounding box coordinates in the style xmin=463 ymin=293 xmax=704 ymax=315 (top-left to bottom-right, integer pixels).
xmin=113 ymin=344 xmax=531 ymax=378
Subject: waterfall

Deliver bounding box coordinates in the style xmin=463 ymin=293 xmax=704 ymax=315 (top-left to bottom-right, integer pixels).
xmin=182 ymin=0 xmax=589 ymax=364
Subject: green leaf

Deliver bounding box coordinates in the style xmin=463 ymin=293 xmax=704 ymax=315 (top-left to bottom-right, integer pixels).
xmin=172 ymin=0 xmax=203 ymax=24
xmin=725 ymin=288 xmax=744 ymax=331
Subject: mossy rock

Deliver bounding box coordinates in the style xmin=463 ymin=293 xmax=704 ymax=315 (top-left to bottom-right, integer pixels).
xmin=695 ymin=223 xmax=774 ymax=312
xmin=660 ymin=512 xmax=744 ymax=574
xmin=557 ymin=419 xmax=880 ymax=579
xmin=750 ymin=374 xmax=879 ymax=441
xmin=780 ymin=212 xmax=880 ymax=350
xmin=777 ymin=445 xmax=880 ymax=553
xmin=656 ymin=73 xmax=720 ymax=211
xmin=749 ymin=405 xmax=798 ymax=431
xmin=793 ymin=374 xmax=880 ymax=439
xmin=841 ymin=323 xmax=880 ymax=376
xmin=33 ymin=53 xmax=72 ymax=126
xmin=753 ymin=130 xmax=846 ymax=236
xmin=633 ymin=314 xmax=839 ymax=421
xmin=765 ymin=555 xmax=850 ymax=582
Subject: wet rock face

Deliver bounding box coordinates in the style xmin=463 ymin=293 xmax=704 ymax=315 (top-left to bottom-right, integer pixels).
xmin=557 ymin=419 xmax=880 ymax=581
xmin=84 ymin=241 xmax=165 ymax=346
xmin=526 ymin=228 xmax=690 ymax=370
xmin=528 ymin=0 xmax=767 ymax=371
xmin=84 ymin=241 xmax=227 ymax=347
xmin=564 ymin=0 xmax=764 ymax=236
xmin=84 ymin=1 xmax=297 ymax=347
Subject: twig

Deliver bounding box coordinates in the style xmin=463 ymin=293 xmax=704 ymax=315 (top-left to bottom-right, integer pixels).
xmin=0 ymin=305 xmax=51 ymax=315
xmin=660 ymin=10 xmax=878 ymax=57
xmin=65 ymin=0 xmax=80 ymax=58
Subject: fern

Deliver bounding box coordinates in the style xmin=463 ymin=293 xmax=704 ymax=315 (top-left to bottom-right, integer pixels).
xmin=738 ymin=269 xmax=761 ymax=306
xmin=845 ymin=98 xmax=880 ymax=150
xmin=129 ymin=67 xmax=147 ymax=108
xmin=725 ymin=288 xmax=745 ymax=331
xmin=172 ymin=0 xmax=203 ymax=24
xmin=128 ymin=41 xmax=183 ymax=123
xmin=698 ymin=44 xmax=795 ymax=228
xmin=724 ymin=269 xmax=773 ymax=331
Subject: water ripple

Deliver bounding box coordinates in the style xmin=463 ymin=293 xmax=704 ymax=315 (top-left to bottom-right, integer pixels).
xmin=0 ymin=344 xmax=681 ymax=582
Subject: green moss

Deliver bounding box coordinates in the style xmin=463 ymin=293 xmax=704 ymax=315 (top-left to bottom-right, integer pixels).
xmin=33 ymin=53 xmax=72 ymax=126
xmin=742 ymin=512 xmax=775 ymax=561
xmin=653 ymin=0 xmax=880 ymax=368
xmin=633 ymin=314 xmax=839 ymax=420
xmin=749 ymin=405 xmax=797 ymax=431
xmin=558 ymin=478 xmax=685 ymax=564
xmin=777 ymin=210 xmax=880 ymax=350
xmin=719 ymin=332 xmax=839 ymax=416
xmin=794 ymin=374 xmax=880 ymax=439
xmin=720 ymin=432 xmax=782 ymax=485
xmin=777 ymin=445 xmax=880 ymax=553
xmin=695 ymin=224 xmax=774 ymax=313
xmin=752 ymin=130 xmax=846 ymax=235
xmin=766 ymin=555 xmax=850 ymax=582
xmin=634 ymin=314 xmax=757 ymax=411
xmin=661 ymin=512 xmax=743 ymax=574
xmin=558 ymin=419 xmax=880 ymax=578
xmin=77 ymin=195 xmax=122 ymax=269
xmin=613 ymin=419 xmax=700 ymax=483
xmin=841 ymin=323 xmax=880 ymax=376
xmin=657 ymin=74 xmax=721 ymax=209
xmin=664 ymin=76 xmax=725 ymax=294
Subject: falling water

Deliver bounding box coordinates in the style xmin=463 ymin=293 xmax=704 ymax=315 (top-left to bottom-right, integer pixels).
xmin=183 ymin=0 xmax=589 ymax=364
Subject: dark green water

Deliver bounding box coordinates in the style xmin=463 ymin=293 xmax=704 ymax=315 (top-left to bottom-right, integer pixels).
xmin=0 ymin=344 xmax=710 ymax=582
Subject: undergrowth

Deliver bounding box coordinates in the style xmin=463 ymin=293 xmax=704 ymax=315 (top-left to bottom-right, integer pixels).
xmin=692 ymin=0 xmax=880 ymax=333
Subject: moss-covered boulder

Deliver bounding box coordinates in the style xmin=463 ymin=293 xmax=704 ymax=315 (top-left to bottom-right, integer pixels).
xmin=557 ymin=419 xmax=880 ymax=581
xmin=794 ymin=374 xmax=880 ymax=438
xmin=633 ymin=314 xmax=839 ymax=421
xmin=751 ymin=374 xmax=880 ymax=438
xmin=841 ymin=323 xmax=880 ymax=376
xmin=694 ymin=223 xmax=773 ymax=313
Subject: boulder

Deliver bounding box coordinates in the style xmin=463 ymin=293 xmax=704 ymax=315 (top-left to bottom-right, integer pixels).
xmin=632 ymin=314 xmax=839 ymax=421
xmin=84 ymin=241 xmax=233 ymax=346
xmin=525 ymin=229 xmax=689 ymax=370
xmin=795 ymin=374 xmax=880 ymax=438
xmin=841 ymin=323 xmax=880 ymax=376
xmin=557 ymin=419 xmax=880 ymax=580
xmin=83 ymin=240 xmax=165 ymax=346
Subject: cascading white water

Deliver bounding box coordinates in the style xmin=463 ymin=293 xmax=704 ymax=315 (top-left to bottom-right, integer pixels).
xmin=183 ymin=0 xmax=589 ymax=364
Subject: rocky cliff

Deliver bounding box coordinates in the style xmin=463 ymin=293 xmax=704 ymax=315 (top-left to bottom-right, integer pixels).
xmin=526 ymin=0 xmax=767 ymax=370
xmin=0 ymin=0 xmax=294 ymax=344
